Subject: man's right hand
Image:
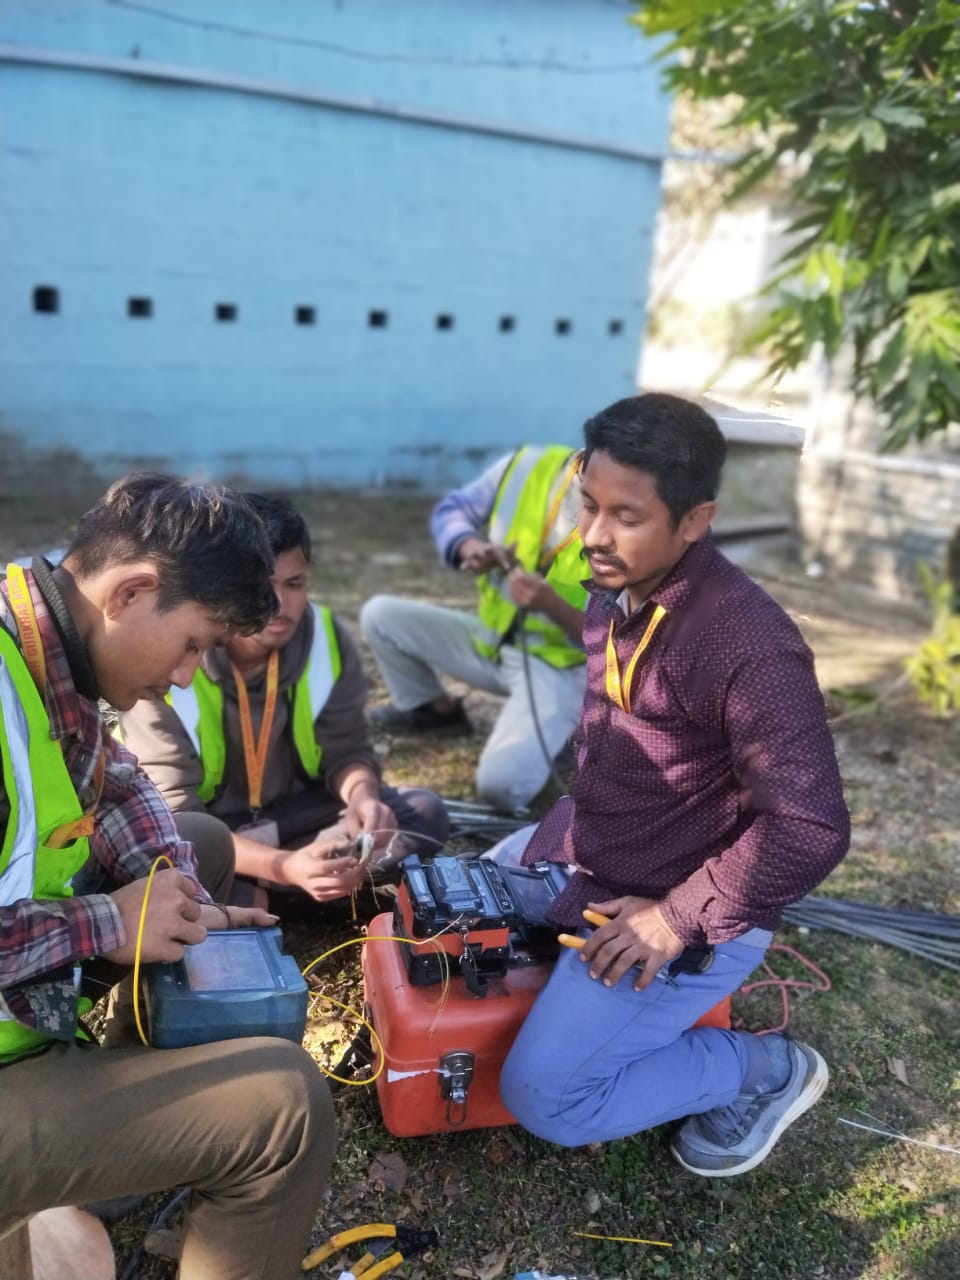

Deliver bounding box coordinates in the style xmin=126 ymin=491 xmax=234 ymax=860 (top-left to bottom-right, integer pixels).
xmin=456 ymin=537 xmax=517 ymax=576
xmin=105 ymin=869 xmax=207 ymax=965
xmin=280 ymin=826 xmax=364 ymax=901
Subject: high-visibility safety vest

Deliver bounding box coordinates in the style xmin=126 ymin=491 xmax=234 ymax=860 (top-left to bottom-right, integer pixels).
xmin=168 ymin=605 xmax=342 ymax=804
xmin=474 ymin=445 xmax=587 ymax=669
xmin=0 ymin=625 xmax=91 ymax=1064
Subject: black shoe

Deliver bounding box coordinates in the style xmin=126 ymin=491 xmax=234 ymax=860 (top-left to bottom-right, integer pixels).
xmin=85 ymin=1195 xmax=149 ymax=1221
xmin=369 ymin=699 xmax=472 ymax=737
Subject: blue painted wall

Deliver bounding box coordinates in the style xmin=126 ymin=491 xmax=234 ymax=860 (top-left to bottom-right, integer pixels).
xmin=0 ymin=1 xmax=670 ymax=488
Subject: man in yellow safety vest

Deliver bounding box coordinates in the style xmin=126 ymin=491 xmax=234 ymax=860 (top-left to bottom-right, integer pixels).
xmin=0 ymin=474 xmax=336 ymax=1280
xmin=362 ymin=445 xmax=587 ymax=814
xmin=119 ymin=493 xmax=448 ymax=913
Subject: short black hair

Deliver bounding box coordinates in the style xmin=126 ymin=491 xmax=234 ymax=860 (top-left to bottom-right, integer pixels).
xmin=65 ymin=473 xmax=276 ymax=634
xmin=582 ymin=393 xmax=726 ymax=527
xmin=242 ymin=493 xmax=312 ymax=563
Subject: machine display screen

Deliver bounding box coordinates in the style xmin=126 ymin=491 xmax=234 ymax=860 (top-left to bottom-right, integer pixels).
xmin=182 ymin=933 xmax=275 ymax=992
xmin=502 ymin=867 xmax=556 ymax=925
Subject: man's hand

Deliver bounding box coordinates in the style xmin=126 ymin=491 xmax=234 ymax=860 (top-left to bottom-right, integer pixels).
xmin=105 ymin=869 xmax=207 ymax=965
xmin=457 ymin=537 xmax=517 ymax=576
xmin=341 ymin=795 xmax=397 ymax=852
xmin=199 ymin=903 xmax=279 ymax=930
xmin=507 ymin=566 xmax=549 ymax=612
xmin=580 ymin=896 xmax=684 ymax=991
xmin=506 ymin=569 xmax=584 ymax=644
xmin=279 ymin=828 xmax=364 ymax=901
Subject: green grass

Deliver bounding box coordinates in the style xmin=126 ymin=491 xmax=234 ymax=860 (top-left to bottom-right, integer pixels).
xmin=92 ymin=490 xmax=959 ymax=1280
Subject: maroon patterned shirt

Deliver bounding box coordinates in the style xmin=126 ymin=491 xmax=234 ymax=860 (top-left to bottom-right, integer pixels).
xmin=522 ymin=533 xmax=850 ymax=946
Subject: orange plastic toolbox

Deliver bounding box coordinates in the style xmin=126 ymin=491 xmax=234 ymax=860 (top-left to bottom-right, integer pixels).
xmin=362 ymin=912 xmax=731 ymax=1138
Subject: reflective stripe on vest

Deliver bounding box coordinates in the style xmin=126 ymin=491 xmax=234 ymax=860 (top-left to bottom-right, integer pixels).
xmin=0 ymin=627 xmax=90 ymax=1063
xmin=475 ymin=446 xmax=587 ymax=670
xmin=168 ymin=605 xmax=341 ymax=804
xmin=0 ymin=661 xmax=38 ymax=904
xmin=289 ymin=605 xmax=341 ymax=778
xmin=167 ymin=676 xmax=225 ymax=804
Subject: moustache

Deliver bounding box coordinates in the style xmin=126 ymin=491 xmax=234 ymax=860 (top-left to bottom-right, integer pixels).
xmin=581 ymin=547 xmax=628 ymax=573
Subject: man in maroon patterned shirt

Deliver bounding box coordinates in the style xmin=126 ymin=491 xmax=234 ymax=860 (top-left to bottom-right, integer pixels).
xmin=499 ymin=394 xmax=850 ymax=1176
xmin=0 ymin=475 xmax=336 ymax=1279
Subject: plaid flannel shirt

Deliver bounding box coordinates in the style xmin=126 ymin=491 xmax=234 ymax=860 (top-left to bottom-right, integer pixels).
xmin=0 ymin=567 xmax=207 ymax=1038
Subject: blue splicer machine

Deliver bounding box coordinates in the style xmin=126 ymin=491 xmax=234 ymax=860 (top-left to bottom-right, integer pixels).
xmin=145 ymin=927 xmax=308 ymax=1049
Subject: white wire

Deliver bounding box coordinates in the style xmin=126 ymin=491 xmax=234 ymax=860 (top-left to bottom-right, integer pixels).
xmin=837 ymin=1117 xmax=960 ymax=1158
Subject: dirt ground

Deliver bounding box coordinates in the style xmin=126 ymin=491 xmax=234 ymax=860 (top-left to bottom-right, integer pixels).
xmin=4 ymin=483 xmax=959 ymax=1278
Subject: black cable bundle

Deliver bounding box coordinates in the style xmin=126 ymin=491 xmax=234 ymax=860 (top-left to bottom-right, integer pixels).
xmin=783 ymin=895 xmax=960 ymax=971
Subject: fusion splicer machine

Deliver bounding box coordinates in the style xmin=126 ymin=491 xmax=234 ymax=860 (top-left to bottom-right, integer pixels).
xmin=394 ymin=853 xmax=570 ymax=994
xmin=145 ymin=926 xmax=308 ymax=1049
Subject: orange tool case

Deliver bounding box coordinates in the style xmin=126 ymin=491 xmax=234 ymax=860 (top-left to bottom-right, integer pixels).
xmin=362 ymin=908 xmax=731 ymax=1138
xmin=363 ymin=912 xmax=552 ymax=1136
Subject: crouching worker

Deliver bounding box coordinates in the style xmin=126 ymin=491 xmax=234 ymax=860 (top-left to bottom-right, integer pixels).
xmin=0 ymin=475 xmax=336 ymax=1280
xmin=119 ymin=493 xmax=448 ymax=915
xmin=499 ymin=395 xmax=850 ymax=1175
xmin=362 ymin=443 xmax=588 ymax=814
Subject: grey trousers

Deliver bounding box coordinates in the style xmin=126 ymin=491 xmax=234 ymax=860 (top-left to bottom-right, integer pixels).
xmin=361 ymin=594 xmax=586 ymax=812
xmin=0 ymin=812 xmax=337 ymax=1280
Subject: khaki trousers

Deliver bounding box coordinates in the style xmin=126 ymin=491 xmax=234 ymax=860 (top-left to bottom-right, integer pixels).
xmin=0 ymin=1035 xmax=336 ymax=1280
xmin=0 ymin=812 xmax=337 ymax=1280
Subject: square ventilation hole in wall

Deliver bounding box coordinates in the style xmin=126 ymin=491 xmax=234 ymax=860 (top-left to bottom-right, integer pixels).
xmin=33 ymin=286 xmax=59 ymax=314
xmin=128 ymin=297 xmax=153 ymax=319
xmin=554 ymin=318 xmax=572 ymax=336
xmin=608 ymin=319 xmax=624 ymax=336
xmin=368 ymin=310 xmax=389 ymax=329
xmin=215 ymin=303 xmax=238 ymax=322
xmin=295 ymin=306 xmax=316 ymax=326
xmin=499 ymin=315 xmax=515 ymax=333
xmin=435 ymin=313 xmax=455 ymax=332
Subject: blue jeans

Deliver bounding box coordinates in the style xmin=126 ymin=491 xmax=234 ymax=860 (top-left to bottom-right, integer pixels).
xmin=500 ymin=927 xmax=772 ymax=1147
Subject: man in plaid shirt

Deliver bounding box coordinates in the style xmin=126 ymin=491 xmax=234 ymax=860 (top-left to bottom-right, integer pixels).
xmin=0 ymin=475 xmax=336 ymax=1280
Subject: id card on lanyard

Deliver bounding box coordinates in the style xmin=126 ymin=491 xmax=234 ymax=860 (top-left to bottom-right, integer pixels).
xmin=232 ymin=648 xmax=280 ymax=821
xmin=538 ymin=452 xmax=582 ymax=572
xmin=605 ymin=604 xmax=666 ymax=713
xmin=5 ymin=562 xmax=104 ymax=844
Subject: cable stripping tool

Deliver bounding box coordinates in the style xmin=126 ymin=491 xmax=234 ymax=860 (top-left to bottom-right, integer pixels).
xmin=302 ymin=1222 xmax=438 ymax=1278
xmin=558 ymin=909 xmax=714 ymax=976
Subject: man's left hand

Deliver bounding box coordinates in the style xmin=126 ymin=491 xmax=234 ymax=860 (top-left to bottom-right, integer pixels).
xmin=507 ymin=567 xmax=548 ymax=612
xmin=580 ymin=896 xmax=684 ymax=991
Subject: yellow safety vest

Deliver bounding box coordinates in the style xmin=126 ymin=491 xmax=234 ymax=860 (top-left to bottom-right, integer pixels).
xmin=0 ymin=626 xmax=91 ymax=1063
xmin=474 ymin=446 xmax=587 ymax=669
xmin=168 ymin=605 xmax=342 ymax=804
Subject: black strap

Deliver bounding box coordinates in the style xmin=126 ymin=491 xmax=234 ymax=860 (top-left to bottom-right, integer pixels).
xmin=30 ymin=555 xmax=100 ymax=701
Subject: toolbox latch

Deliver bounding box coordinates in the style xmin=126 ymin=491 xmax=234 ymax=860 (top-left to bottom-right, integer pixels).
xmin=439 ymin=1050 xmax=475 ymax=1128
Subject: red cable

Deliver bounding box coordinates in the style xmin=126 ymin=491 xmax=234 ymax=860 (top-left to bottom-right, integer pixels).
xmin=732 ymin=943 xmax=832 ymax=1035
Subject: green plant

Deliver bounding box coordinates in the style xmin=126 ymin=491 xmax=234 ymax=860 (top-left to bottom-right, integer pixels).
xmin=633 ymin=0 xmax=960 ymax=449
xmin=903 ymin=561 xmax=960 ymax=714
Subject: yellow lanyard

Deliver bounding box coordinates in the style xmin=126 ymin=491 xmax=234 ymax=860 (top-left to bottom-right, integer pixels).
xmin=5 ymin=562 xmax=103 ymax=844
xmin=605 ymin=604 xmax=666 ymax=712
xmin=6 ymin=563 xmax=48 ymax=695
xmin=232 ymin=648 xmax=279 ymax=816
xmin=539 ymin=452 xmax=582 ymax=571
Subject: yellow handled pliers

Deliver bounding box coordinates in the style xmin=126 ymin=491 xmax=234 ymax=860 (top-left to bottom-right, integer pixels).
xmin=302 ymin=1222 xmax=438 ymax=1278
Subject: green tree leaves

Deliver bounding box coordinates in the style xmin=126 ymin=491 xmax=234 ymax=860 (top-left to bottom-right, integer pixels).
xmin=633 ymin=0 xmax=960 ymax=447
